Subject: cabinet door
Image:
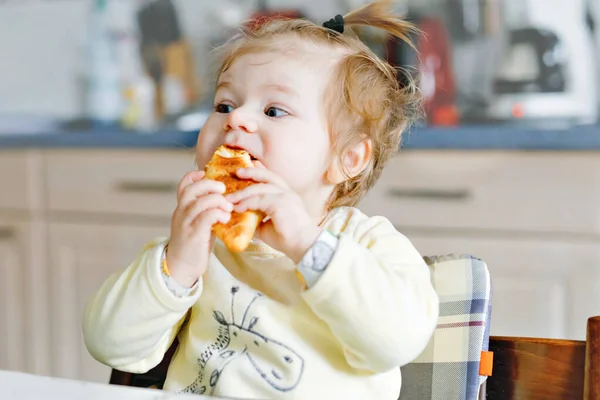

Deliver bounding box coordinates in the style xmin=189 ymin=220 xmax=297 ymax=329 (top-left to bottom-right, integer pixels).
xmin=0 ymin=219 xmax=27 ymax=373
xmin=45 ymin=150 xmax=193 ymax=217
xmin=405 ymin=232 xmax=600 ymax=340
xmin=48 ymin=223 xmax=170 ymax=383
xmin=0 ymin=150 xmax=43 ymax=211
xmin=360 ymin=152 xmax=600 ymax=236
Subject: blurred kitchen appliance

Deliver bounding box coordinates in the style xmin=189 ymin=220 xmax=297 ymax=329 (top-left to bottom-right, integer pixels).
xmin=486 ymin=0 xmax=598 ymax=125
xmin=442 ymin=0 xmax=507 ymax=124
xmin=137 ymin=0 xmax=199 ymax=121
xmin=386 ymin=14 xmax=459 ymax=126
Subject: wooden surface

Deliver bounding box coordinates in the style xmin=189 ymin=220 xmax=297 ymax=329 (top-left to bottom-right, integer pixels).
xmin=486 ymin=335 xmax=587 ymax=400
xmin=585 ymin=316 xmax=600 ymax=399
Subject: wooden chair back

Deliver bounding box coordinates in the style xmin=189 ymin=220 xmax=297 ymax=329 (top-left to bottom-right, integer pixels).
xmin=485 ymin=316 xmax=600 ymax=400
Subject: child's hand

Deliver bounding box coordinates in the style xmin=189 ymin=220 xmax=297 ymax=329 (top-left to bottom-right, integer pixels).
xmin=166 ymin=170 xmax=233 ymax=287
xmin=226 ymin=163 xmax=322 ymax=264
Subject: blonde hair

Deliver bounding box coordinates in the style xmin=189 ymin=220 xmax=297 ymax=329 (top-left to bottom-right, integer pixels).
xmin=214 ymin=1 xmax=422 ymax=210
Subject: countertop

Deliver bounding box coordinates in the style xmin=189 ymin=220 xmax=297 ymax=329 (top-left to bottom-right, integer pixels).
xmin=0 ymin=370 xmax=229 ymax=400
xmin=2 ymin=124 xmax=600 ymax=150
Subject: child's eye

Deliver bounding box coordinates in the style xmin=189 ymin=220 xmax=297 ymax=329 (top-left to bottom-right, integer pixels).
xmin=215 ymin=104 xmax=234 ymax=114
xmin=265 ymin=107 xmax=288 ymax=118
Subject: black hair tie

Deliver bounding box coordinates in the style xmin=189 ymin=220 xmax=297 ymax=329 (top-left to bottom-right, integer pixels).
xmin=323 ymin=14 xmax=344 ymax=33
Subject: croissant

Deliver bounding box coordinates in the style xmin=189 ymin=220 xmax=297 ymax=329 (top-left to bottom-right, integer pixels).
xmin=204 ymin=145 xmax=264 ymax=252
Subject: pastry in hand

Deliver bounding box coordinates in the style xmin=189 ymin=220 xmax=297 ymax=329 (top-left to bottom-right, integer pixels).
xmin=204 ymin=145 xmax=264 ymax=252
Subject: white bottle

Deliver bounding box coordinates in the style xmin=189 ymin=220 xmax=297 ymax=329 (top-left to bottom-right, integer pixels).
xmin=114 ymin=0 xmax=157 ymax=131
xmin=86 ymin=0 xmax=123 ymax=127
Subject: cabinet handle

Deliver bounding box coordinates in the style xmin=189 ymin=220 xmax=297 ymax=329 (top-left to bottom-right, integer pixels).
xmin=0 ymin=227 xmax=15 ymax=239
xmin=114 ymin=181 xmax=178 ymax=194
xmin=387 ymin=188 xmax=470 ymax=201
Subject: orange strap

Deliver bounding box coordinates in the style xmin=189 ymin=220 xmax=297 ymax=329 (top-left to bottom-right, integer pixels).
xmin=479 ymin=351 xmax=494 ymax=376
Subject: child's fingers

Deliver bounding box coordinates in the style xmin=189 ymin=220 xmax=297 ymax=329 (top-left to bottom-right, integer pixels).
xmin=179 ymin=179 xmax=226 ymax=206
xmin=225 ymin=183 xmax=280 ymax=204
xmin=183 ymin=195 xmax=233 ymax=225
xmin=252 ymin=160 xmax=266 ymax=169
xmin=177 ymin=170 xmax=206 ymax=201
xmin=193 ymin=208 xmax=232 ymax=232
xmin=233 ymin=193 xmax=278 ymax=216
xmin=236 ymin=167 xmax=287 ymax=188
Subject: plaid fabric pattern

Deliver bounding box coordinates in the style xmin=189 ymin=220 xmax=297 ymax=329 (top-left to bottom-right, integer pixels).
xmin=399 ymin=254 xmax=492 ymax=400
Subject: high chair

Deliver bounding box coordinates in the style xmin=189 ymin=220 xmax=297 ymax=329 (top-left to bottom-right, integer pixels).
xmin=398 ymin=254 xmax=492 ymax=400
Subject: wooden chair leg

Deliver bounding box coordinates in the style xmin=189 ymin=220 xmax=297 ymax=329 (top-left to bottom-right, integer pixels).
xmin=585 ymin=316 xmax=600 ymax=400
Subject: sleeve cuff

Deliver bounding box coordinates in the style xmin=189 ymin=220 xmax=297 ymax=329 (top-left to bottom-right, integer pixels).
xmin=300 ymin=233 xmax=353 ymax=305
xmin=295 ymin=229 xmax=339 ymax=288
xmin=145 ymin=240 xmax=202 ymax=310
xmin=159 ymin=244 xmax=201 ymax=298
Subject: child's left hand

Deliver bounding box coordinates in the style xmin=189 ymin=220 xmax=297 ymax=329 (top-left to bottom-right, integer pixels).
xmin=225 ymin=162 xmax=322 ymax=263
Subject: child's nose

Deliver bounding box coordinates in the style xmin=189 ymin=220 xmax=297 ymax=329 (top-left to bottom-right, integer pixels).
xmin=223 ymin=107 xmax=258 ymax=134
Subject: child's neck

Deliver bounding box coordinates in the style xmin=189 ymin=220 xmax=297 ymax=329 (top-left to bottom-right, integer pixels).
xmin=303 ymin=187 xmax=335 ymax=228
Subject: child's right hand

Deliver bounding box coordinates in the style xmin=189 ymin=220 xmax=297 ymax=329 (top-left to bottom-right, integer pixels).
xmin=166 ymin=170 xmax=233 ymax=287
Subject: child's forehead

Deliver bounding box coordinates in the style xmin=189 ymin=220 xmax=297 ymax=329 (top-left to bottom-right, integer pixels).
xmin=220 ymin=50 xmax=332 ymax=84
xmin=219 ymin=38 xmax=345 ymax=85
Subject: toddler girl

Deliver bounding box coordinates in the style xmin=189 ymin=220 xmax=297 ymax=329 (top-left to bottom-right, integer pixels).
xmin=83 ymin=2 xmax=439 ymax=399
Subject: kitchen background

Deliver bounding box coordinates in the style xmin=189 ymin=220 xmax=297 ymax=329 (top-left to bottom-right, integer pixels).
xmin=2 ymin=0 xmax=600 ymax=386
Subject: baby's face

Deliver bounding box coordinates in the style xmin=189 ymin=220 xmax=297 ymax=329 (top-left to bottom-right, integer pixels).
xmin=197 ymin=44 xmax=338 ymax=214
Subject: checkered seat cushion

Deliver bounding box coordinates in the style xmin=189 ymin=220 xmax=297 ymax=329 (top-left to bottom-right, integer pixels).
xmin=399 ymin=254 xmax=492 ymax=400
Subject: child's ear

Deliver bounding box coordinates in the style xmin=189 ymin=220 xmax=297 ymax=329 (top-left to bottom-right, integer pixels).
xmin=326 ymin=139 xmax=372 ymax=184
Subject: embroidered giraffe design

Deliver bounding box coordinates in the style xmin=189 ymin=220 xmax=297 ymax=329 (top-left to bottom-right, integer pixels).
xmin=181 ymin=286 xmax=305 ymax=395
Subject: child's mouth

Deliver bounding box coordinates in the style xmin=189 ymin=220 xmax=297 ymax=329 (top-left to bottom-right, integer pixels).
xmin=223 ymin=144 xmax=258 ymax=161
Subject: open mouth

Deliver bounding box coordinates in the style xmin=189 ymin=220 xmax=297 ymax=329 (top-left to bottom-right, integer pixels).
xmin=217 ymin=145 xmax=260 ymax=164
xmin=228 ymin=145 xmax=258 ymax=161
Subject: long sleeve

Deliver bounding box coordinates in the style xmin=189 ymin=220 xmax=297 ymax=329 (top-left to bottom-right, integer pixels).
xmin=301 ymin=209 xmax=439 ymax=374
xmin=82 ymin=238 xmax=202 ymax=373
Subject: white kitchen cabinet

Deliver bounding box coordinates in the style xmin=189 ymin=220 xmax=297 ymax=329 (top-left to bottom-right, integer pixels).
xmin=358 ymin=150 xmax=600 ymax=341
xmin=360 ymin=151 xmax=600 ymax=235
xmin=42 ymin=149 xmax=190 ymax=383
xmin=0 ymin=149 xmax=50 ymax=378
xmin=44 ymin=150 xmax=194 ymax=217
xmin=47 ymin=222 xmax=170 ymax=383
xmin=0 ymin=150 xmax=44 ymax=212
xmin=3 ymin=146 xmax=600 ymax=384
xmin=403 ymin=231 xmax=600 ymax=341
xmin=0 ymin=217 xmax=28 ymax=374
xmin=0 ymin=214 xmax=50 ymax=377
